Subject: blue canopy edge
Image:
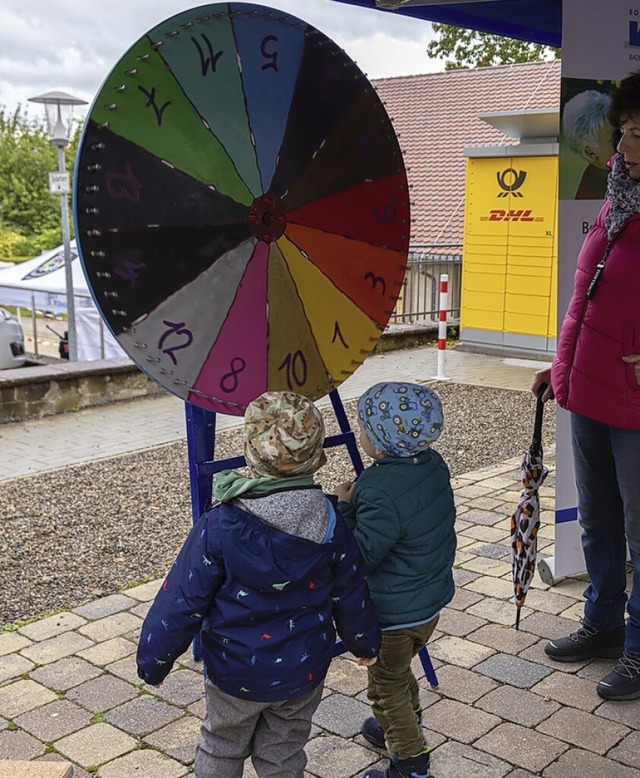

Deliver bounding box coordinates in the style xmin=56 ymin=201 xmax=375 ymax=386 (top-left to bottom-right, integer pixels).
xmin=328 ymin=0 xmax=562 ymax=48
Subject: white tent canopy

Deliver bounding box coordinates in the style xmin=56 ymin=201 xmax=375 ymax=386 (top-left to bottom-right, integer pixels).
xmin=0 ymin=242 xmax=126 ymax=361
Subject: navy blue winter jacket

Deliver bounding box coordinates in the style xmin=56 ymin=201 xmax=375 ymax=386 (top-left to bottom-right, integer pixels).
xmin=137 ymin=498 xmax=380 ymax=701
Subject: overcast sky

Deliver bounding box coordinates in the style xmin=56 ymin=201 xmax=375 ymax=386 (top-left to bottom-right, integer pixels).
xmin=0 ymin=0 xmax=441 ymax=121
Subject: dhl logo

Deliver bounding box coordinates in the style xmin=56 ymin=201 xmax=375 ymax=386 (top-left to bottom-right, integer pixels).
xmin=480 ymin=209 xmax=543 ymax=222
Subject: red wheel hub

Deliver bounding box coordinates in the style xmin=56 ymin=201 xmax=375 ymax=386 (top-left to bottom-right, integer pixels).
xmin=248 ymin=193 xmax=287 ymax=243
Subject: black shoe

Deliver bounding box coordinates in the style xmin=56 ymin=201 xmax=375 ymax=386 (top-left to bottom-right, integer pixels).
xmin=362 ymin=750 xmax=431 ymax=778
xmin=597 ymin=653 xmax=640 ymax=700
xmin=544 ymin=624 xmax=625 ymax=662
xmin=361 ymin=717 xmax=386 ymax=749
xmin=361 ymin=710 xmax=423 ymax=750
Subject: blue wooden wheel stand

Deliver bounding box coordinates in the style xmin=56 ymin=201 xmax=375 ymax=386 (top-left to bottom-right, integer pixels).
xmin=185 ymin=388 xmax=438 ymax=688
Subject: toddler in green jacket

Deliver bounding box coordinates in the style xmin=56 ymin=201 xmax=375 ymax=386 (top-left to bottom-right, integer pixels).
xmin=335 ymin=381 xmax=456 ymax=778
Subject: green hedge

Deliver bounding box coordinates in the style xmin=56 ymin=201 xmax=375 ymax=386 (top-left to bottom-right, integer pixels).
xmin=0 ymin=227 xmax=65 ymax=261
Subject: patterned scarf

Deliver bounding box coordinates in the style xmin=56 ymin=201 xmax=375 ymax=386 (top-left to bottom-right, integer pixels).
xmin=605 ymin=153 xmax=640 ymax=239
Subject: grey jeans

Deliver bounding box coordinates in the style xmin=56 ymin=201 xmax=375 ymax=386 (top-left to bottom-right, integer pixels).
xmin=194 ymin=679 xmax=323 ymax=778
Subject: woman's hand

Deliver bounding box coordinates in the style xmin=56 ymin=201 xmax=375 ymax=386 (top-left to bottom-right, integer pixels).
xmin=623 ymin=353 xmax=640 ymax=384
xmin=335 ymin=481 xmax=355 ymax=503
xmin=358 ymin=655 xmax=378 ymax=667
xmin=531 ymin=368 xmax=554 ymax=402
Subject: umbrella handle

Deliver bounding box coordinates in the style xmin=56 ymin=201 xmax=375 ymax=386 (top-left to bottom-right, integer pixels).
xmin=531 ymin=382 xmax=547 ymax=454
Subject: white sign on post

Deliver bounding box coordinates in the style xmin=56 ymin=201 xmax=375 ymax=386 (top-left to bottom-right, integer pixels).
xmin=48 ymin=171 xmax=69 ymax=195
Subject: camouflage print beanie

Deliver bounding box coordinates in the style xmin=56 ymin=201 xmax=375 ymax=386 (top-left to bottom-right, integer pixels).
xmin=357 ymin=381 xmax=444 ymax=458
xmin=244 ymin=391 xmax=327 ymax=478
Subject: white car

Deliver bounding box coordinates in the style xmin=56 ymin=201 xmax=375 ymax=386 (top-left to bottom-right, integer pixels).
xmin=0 ymin=307 xmax=26 ymax=369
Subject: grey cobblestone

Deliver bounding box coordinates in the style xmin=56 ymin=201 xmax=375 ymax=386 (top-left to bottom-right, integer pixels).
xmin=428 ymin=635 xmax=495 ymax=668
xmin=76 ymin=636 xmax=136 ymax=666
xmin=0 ymin=728 xmax=47 ymax=759
xmin=65 ymin=673 xmax=139 ymax=713
xmin=531 ymin=670 xmax=602 ymax=712
xmin=153 ymin=669 xmax=207 ymax=708
xmin=72 ymin=593 xmax=139 ymax=620
xmin=447 ymin=587 xmax=484 ymax=611
xmin=305 ymin=734 xmax=378 ymax=778
xmin=474 ymin=653 xmax=553 ymax=688
xmin=77 ymin=611 xmax=143 ymax=642
xmin=466 ymin=596 xmax=524 ymax=626
xmin=14 ymin=699 xmax=92 ymax=741
xmin=0 ymin=652 xmax=34 ymax=684
xmin=29 ymin=656 xmax=102 ymax=691
xmin=0 ymin=632 xmax=32 ymax=655
xmin=475 ymin=685 xmax=560 ymax=727
xmin=0 ymin=679 xmax=58 ymax=718
xmin=467 ymin=623 xmax=539 ymax=655
xmin=605 ymin=730 xmax=640 ymax=770
xmin=543 ymin=747 xmax=640 ymax=777
xmin=97 ymin=748 xmax=190 ymax=778
xmin=105 ymin=653 xmax=144 ymax=686
xmin=429 ymin=664 xmax=498 ymax=704
xmin=536 ymin=708 xmax=629 ymax=754
xmin=436 ymin=608 xmax=487 ymax=637
xmin=142 ymin=716 xmax=201 ymax=764
xmin=475 ymin=722 xmax=568 ymax=773
xmin=104 ymin=695 xmax=184 ymax=736
xmin=424 ymin=698 xmax=501 ymax=743
xmin=596 ymin=699 xmax=640 ymax=729
xmin=324 ymin=657 xmax=369 ymax=697
xmin=18 ymin=612 xmax=87 ymax=642
xmin=19 ymin=631 xmax=94 ymax=666
xmin=313 ymin=693 xmax=371 ymax=738
xmin=55 ymin=722 xmax=137 ymax=767
xmin=431 ymin=740 xmax=512 ymax=777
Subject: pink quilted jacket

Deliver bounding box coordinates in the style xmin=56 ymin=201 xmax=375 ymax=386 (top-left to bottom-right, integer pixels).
xmin=552 ymin=201 xmax=640 ymax=430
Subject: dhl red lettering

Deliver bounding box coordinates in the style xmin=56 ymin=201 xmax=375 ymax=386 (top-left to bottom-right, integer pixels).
xmin=486 ymin=209 xmax=537 ymax=222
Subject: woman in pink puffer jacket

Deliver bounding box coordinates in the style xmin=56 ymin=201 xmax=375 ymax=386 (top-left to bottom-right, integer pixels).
xmin=532 ymin=69 xmax=640 ymax=703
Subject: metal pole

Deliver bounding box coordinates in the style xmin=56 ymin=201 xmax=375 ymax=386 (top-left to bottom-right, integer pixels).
xmin=99 ymin=317 xmax=105 ymax=359
xmin=57 ymin=145 xmax=77 ymax=361
xmin=435 ymin=274 xmax=449 ymax=381
xmin=30 ymin=292 xmax=38 ymax=357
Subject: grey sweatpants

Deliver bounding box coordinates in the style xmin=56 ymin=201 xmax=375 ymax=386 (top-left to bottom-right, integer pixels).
xmin=194 ymin=678 xmax=323 ymax=778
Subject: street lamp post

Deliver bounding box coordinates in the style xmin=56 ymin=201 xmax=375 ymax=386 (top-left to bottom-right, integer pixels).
xmin=28 ymin=90 xmax=87 ymax=361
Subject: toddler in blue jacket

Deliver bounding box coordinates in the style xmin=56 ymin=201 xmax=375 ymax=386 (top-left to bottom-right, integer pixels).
xmin=137 ymin=391 xmax=380 ymax=778
xmin=335 ymin=382 xmax=456 ymax=778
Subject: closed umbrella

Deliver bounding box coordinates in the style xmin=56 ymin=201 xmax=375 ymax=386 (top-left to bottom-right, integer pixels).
xmin=510 ymin=385 xmax=549 ymax=629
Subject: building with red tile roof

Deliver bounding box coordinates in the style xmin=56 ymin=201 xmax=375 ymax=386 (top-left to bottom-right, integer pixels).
xmin=373 ymin=59 xmax=561 ymax=252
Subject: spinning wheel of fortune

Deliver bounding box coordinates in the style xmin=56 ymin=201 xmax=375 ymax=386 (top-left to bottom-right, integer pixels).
xmin=74 ymin=2 xmax=410 ymax=415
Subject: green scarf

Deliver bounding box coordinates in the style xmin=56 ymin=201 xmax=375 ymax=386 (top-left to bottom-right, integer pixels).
xmin=213 ymin=469 xmax=315 ymax=503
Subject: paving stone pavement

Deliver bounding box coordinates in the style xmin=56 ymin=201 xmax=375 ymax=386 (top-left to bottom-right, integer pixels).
xmin=2 ymin=347 xmax=640 ymax=776
xmin=2 ymin=449 xmax=640 ymax=777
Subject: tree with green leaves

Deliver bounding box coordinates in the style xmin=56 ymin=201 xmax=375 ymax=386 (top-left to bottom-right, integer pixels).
xmin=0 ymin=105 xmax=82 ymax=260
xmin=427 ymin=23 xmax=560 ymax=70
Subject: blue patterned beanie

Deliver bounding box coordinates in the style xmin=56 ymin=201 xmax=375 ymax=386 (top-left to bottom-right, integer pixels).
xmin=357 ymin=382 xmax=444 ymax=457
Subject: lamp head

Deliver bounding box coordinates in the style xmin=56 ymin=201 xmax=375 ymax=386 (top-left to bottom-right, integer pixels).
xmin=28 ymin=90 xmax=88 ymax=147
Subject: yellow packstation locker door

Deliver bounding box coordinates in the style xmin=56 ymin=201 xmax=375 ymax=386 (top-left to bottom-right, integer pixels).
xmin=461 ymin=153 xmax=558 ymax=344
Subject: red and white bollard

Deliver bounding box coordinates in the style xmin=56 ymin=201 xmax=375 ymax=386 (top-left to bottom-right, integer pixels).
xmin=435 ymin=274 xmax=448 ymax=380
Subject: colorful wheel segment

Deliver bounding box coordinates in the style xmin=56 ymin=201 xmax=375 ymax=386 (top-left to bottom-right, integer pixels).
xmin=74 ymin=3 xmax=410 ymax=415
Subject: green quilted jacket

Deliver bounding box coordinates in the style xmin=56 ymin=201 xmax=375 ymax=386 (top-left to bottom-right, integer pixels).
xmin=338 ymin=450 xmax=456 ymax=627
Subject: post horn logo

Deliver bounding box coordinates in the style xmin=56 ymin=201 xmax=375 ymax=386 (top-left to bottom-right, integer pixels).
xmin=496 ymin=167 xmax=527 ymax=198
